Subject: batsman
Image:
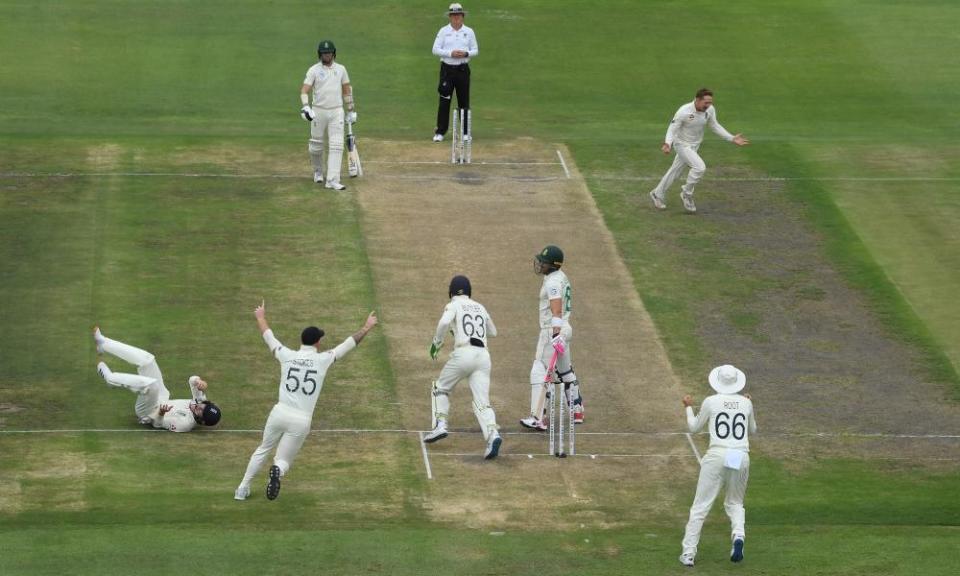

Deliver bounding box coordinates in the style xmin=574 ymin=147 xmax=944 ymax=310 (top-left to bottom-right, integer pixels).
xmin=520 ymin=245 xmax=585 ymax=430
xmin=299 ymin=39 xmax=356 ymax=190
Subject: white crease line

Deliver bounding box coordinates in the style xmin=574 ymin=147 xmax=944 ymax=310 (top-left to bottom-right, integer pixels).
xmin=685 ymin=433 xmax=703 ymax=464
xmin=365 ymin=160 xmax=562 ymax=166
xmin=587 ymin=175 xmax=960 ymax=182
xmin=1 ymin=428 xmax=957 ymax=439
xmin=418 ymin=431 xmax=434 ymax=480
xmin=5 ymin=172 xmax=958 ymax=183
xmin=430 ymin=452 xmax=695 ymax=458
xmin=556 ymin=149 xmax=571 ymax=179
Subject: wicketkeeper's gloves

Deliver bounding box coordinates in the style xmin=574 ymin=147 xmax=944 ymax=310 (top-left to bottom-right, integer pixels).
xmin=300 ymin=105 xmax=315 ymax=121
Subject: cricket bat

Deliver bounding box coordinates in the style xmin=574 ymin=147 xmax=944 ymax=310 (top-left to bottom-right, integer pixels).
xmin=532 ymin=347 xmax=560 ymax=422
xmin=346 ymin=122 xmax=363 ymax=177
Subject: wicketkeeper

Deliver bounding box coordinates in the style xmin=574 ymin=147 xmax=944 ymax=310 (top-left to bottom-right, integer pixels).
xmin=300 ymin=40 xmax=356 ymax=190
xmin=425 ymin=275 xmax=502 ymax=459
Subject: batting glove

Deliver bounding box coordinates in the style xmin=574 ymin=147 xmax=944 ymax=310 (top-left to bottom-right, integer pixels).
xmin=346 ymin=111 xmax=358 ymax=124
xmin=300 ymin=105 xmax=315 ymax=122
xmin=429 ymin=340 xmax=443 ymax=360
xmin=551 ymin=334 xmax=566 ymax=355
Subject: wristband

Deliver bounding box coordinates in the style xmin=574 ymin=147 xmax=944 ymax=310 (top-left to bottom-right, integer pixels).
xmin=300 ymin=93 xmax=309 ymax=106
xmin=550 ymin=317 xmax=563 ymax=328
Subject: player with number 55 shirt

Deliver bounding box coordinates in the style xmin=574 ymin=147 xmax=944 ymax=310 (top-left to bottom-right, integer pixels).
xmin=425 ymin=276 xmax=502 ymax=459
xmin=678 ymin=364 xmax=758 ymax=567
xmin=235 ymin=301 xmax=378 ymax=501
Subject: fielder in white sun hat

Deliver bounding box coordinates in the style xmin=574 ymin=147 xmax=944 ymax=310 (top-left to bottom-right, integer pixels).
xmin=447 ymin=2 xmax=466 ymax=15
xmin=708 ymin=364 xmax=746 ymax=394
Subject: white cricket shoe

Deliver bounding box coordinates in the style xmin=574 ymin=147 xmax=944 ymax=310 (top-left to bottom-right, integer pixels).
xmin=423 ymin=422 xmax=448 ymax=443
xmin=730 ymin=538 xmax=744 ymax=562
xmin=649 ymin=190 xmax=666 ymax=210
xmin=519 ymin=416 xmax=547 ymax=431
xmin=432 ymin=133 xmax=444 ymax=142
xmin=483 ymin=432 xmax=502 ymax=460
xmin=96 ymin=361 xmax=111 ymax=382
xmin=679 ymin=553 xmax=695 ymax=567
xmin=325 ymin=182 xmax=347 ymax=191
xmin=234 ymin=484 xmax=250 ymax=501
xmin=93 ymin=326 xmax=105 ymax=353
xmin=313 ymin=170 xmax=324 ymax=183
xmin=681 ymin=192 xmax=697 ymax=213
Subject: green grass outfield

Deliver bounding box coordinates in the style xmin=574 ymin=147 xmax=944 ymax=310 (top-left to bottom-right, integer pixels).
xmin=1 ymin=1 xmax=958 ymax=574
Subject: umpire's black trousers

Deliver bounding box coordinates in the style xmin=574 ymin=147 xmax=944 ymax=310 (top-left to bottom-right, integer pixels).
xmin=436 ymin=62 xmax=470 ymax=136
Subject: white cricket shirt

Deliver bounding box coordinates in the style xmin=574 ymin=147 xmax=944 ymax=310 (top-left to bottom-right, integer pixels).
xmin=434 ymin=295 xmax=497 ymax=348
xmin=539 ymin=270 xmax=572 ymax=329
xmin=665 ymin=101 xmax=734 ymax=147
xmin=262 ymin=329 xmax=356 ymax=416
xmin=432 ymin=23 xmax=478 ymax=65
xmin=151 ymin=377 xmax=208 ymax=432
xmin=686 ymin=394 xmax=757 ymax=450
xmin=303 ymin=62 xmax=350 ymax=109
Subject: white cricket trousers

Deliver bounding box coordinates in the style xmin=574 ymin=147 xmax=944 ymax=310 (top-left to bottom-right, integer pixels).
xmin=434 ymin=346 xmax=499 ymax=441
xmin=651 ymin=143 xmax=706 ymax=199
xmin=241 ymin=403 xmax=312 ymax=484
xmin=98 ymin=335 xmax=169 ymax=419
xmin=528 ymin=325 xmax=578 ymax=415
xmin=308 ymin=107 xmax=345 ymax=186
xmin=681 ymin=446 xmax=750 ymax=556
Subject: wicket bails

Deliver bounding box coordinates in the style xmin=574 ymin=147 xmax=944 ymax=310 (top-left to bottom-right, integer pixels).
xmin=451 ymin=108 xmax=471 ymax=164
xmin=547 ymin=381 xmax=575 ymax=457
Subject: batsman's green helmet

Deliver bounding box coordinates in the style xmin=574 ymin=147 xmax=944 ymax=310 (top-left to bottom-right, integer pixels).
xmin=317 ymin=40 xmax=336 ymax=57
xmin=536 ymin=245 xmax=564 ymax=269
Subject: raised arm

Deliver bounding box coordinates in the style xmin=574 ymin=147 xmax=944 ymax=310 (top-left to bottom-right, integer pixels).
xmin=187 ymin=375 xmax=208 ymax=402
xmin=254 ymin=300 xmax=287 ymax=359
xmin=352 ymin=311 xmax=379 ymax=345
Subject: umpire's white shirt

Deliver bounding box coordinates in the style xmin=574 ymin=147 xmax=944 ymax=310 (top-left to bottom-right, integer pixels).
xmin=432 ymin=24 xmax=478 ymax=64
xmin=304 ymin=62 xmax=350 ymax=110
xmin=665 ymin=101 xmax=734 ymax=147
xmin=434 ymin=295 xmax=497 ymax=348
xmin=262 ymin=329 xmax=356 ymax=416
xmin=686 ymin=394 xmax=757 ymax=451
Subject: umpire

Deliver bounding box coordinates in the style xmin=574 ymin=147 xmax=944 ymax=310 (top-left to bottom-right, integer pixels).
xmin=432 ymin=3 xmax=478 ymax=142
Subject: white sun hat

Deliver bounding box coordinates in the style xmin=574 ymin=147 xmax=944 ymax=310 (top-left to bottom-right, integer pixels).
xmin=708 ymin=364 xmax=746 ymax=394
xmin=448 ymin=3 xmax=466 ymax=15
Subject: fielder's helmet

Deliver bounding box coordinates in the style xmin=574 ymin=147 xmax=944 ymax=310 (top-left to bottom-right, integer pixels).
xmin=201 ymin=402 xmax=222 ymax=426
xmin=449 ymin=275 xmax=472 ymax=298
xmin=301 ymin=326 xmax=325 ymax=345
xmin=317 ymin=40 xmax=337 ymax=58
xmin=535 ymin=245 xmax=564 ymax=273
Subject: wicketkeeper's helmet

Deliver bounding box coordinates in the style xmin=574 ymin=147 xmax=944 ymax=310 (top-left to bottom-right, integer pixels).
xmin=535 ymin=245 xmax=564 ymax=274
xmin=317 ymin=40 xmax=337 ymax=58
xmin=448 ymin=275 xmax=472 ymax=298
xmin=201 ymin=402 xmax=222 ymax=426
